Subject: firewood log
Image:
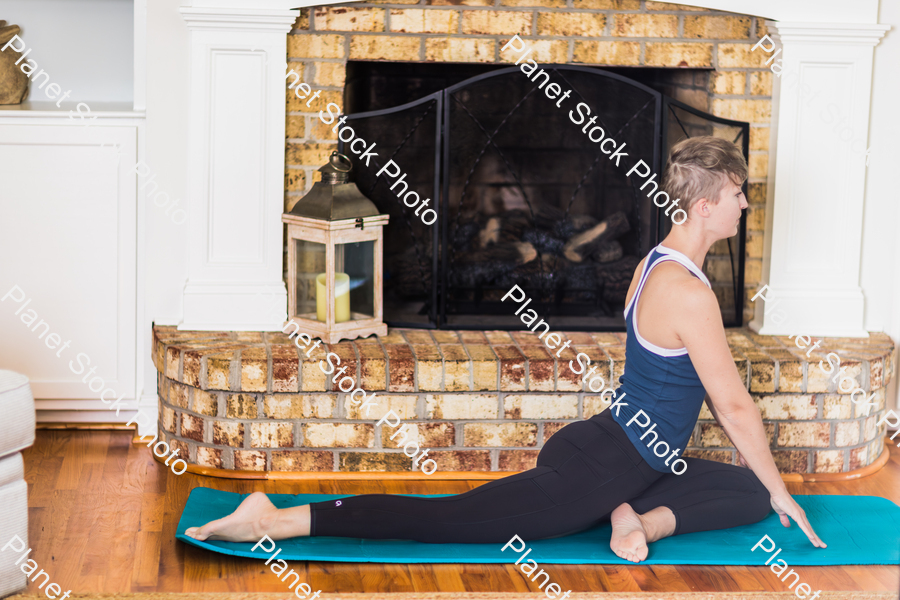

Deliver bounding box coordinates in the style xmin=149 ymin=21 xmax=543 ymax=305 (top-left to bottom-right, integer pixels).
xmin=451 ymin=243 xmax=538 ymax=288
xmin=563 ymin=212 xmax=630 ymax=263
xmin=498 ymin=210 xmax=532 ymax=243
xmin=553 ymin=214 xmax=599 ymax=241
xmin=593 ymin=240 xmax=623 ymax=264
xmin=523 ymin=228 xmax=565 ymax=255
xmin=496 ymin=254 xmax=567 ymax=296
xmin=479 ymin=216 xmax=501 ymax=248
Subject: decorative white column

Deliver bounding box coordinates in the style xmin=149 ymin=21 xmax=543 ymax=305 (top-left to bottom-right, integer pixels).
xmin=751 ymin=22 xmax=889 ymax=338
xmin=178 ymin=7 xmax=297 ymax=330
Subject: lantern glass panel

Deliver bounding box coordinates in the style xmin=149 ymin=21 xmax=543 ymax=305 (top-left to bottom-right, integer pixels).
xmin=294 ymin=239 xmax=326 ymax=319
xmin=337 ymin=240 xmax=375 ymax=320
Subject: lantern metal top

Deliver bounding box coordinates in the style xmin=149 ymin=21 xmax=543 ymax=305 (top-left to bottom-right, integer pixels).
xmin=288 ymin=151 xmax=380 ymax=221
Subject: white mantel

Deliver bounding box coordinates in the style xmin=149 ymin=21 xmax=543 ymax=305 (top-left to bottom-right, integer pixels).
xmin=177 ymin=6 xmax=298 ymax=331
xmin=750 ymin=22 xmax=889 ymax=338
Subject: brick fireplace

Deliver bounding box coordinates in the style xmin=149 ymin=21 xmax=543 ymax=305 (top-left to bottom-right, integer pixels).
xmin=157 ymin=0 xmax=894 ymax=478
xmin=284 ymin=0 xmax=772 ymax=325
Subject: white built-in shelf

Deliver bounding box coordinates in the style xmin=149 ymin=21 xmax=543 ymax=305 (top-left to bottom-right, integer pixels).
xmin=2 ymin=0 xmax=139 ymax=109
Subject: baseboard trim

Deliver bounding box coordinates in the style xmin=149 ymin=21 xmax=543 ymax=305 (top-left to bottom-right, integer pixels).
xmin=138 ymin=435 xmax=892 ymax=483
xmin=38 ymin=422 xmax=135 ymax=430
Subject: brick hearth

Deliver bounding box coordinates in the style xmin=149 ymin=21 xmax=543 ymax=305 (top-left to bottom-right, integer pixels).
xmin=152 ymin=326 xmax=894 ymax=475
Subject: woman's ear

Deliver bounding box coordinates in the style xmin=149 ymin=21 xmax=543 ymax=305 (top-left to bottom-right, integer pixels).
xmin=694 ymin=198 xmax=710 ymax=216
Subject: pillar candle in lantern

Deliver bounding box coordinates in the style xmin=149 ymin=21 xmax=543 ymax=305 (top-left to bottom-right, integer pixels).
xmin=316 ymin=272 xmax=350 ymax=323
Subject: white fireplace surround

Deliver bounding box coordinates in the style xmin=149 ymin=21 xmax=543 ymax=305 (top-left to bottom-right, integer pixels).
xmin=173 ymin=0 xmax=890 ymax=336
xmin=178 ymin=7 xmax=300 ymax=331
xmin=164 ymin=0 xmax=896 ymax=425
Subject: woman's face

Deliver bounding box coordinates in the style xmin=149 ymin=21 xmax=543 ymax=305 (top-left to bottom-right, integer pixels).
xmin=711 ymin=180 xmax=748 ymax=237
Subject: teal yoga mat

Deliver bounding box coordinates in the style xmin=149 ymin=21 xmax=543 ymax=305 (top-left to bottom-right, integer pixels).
xmin=176 ymin=487 xmax=900 ymax=565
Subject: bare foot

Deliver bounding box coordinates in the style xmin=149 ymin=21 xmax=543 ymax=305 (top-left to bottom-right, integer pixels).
xmin=185 ymin=491 xmax=279 ymax=542
xmin=610 ymin=503 xmax=649 ymax=563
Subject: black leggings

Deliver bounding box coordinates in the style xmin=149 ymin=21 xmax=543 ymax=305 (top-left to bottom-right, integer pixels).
xmin=309 ymin=410 xmax=772 ymax=543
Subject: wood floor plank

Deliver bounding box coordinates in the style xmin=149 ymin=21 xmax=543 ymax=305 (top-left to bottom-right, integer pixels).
xmin=497 ymin=563 xmax=535 ymax=593
xmin=804 ymin=565 xmax=870 ymax=591
xmin=38 ymin=490 xmax=84 ymax=591
xmin=587 ymin=564 xmax=643 ymax=592
xmin=20 ymin=431 xmax=900 ymax=594
xmin=677 ymin=564 xmax=744 ymax=592
xmin=406 ymin=564 xmax=443 ymax=592
xmin=741 ymin=566 xmax=791 ymax=592
xmin=721 ymin=566 xmax=773 ymax=592
xmin=76 ymin=488 xmax=117 ymax=570
xmin=140 ymin=492 xmax=164 ymax=533
xmin=156 ymin=502 xmax=186 ymax=593
xmin=27 ymin=456 xmax=62 ymax=508
xmin=457 ymin=563 xmax=508 ymax=592
xmin=844 ymin=564 xmax=900 ymax=591
xmin=361 ymin=562 xmax=415 ymax=592
xmin=56 ymin=433 xmax=87 ymax=490
xmin=410 ymin=564 xmax=466 ymax=592
xmin=22 ymin=448 xmax=42 ymax=487
xmin=537 ymin=563 xmax=595 ymax=594
xmin=102 ymin=443 xmax=149 ymax=592
xmin=311 ymin=561 xmax=364 ymax=596
xmin=131 ymin=531 xmax=162 ymax=588
xmin=627 ymin=564 xmax=692 ymax=592
xmin=83 ymin=430 xmax=112 ymax=464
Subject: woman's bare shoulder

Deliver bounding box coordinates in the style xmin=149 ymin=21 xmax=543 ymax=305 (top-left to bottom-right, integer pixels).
xmin=645 ymin=261 xmax=718 ymax=314
xmin=625 ymin=256 xmax=719 ymax=321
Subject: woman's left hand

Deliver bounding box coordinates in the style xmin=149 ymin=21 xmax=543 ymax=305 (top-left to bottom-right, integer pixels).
xmin=769 ymin=491 xmax=828 ymax=549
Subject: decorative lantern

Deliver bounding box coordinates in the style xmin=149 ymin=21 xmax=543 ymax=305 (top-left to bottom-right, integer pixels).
xmin=282 ymin=152 xmax=389 ymax=343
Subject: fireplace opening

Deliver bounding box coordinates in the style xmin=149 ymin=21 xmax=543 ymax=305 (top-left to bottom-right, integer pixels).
xmin=339 ymin=62 xmax=748 ymax=331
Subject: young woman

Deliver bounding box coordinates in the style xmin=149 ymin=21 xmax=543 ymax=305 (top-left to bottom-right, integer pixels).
xmin=186 ymin=136 xmax=826 ymax=563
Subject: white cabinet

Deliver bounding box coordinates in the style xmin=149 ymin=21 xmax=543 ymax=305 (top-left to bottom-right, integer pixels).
xmin=0 ymin=117 xmax=142 ymax=421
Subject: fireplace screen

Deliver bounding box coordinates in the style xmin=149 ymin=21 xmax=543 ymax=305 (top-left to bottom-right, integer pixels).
xmin=340 ymin=65 xmax=749 ymax=330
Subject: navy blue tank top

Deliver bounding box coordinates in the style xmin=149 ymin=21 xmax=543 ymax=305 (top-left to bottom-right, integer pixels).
xmin=609 ymin=244 xmax=710 ymax=473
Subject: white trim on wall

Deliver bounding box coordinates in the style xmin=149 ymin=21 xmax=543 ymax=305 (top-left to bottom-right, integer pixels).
xmin=751 ymin=22 xmax=889 ymax=338
xmin=177 ymin=6 xmax=295 ymax=331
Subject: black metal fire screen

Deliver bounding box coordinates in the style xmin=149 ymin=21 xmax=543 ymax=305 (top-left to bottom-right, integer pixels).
xmin=339 ymin=65 xmax=749 ymax=331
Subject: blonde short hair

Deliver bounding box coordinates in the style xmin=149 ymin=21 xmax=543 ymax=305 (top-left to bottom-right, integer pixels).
xmin=662 ymin=136 xmax=748 ymax=215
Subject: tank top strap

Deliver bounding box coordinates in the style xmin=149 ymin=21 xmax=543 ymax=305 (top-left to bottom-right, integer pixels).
xmin=654 ymin=245 xmax=711 ymax=288
xmin=625 ymin=244 xmax=711 ymax=358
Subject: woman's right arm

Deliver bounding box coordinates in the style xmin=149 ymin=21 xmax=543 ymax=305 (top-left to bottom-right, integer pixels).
xmin=673 ymin=279 xmax=826 ymax=548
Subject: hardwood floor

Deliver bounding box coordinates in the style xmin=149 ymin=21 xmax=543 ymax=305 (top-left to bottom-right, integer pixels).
xmin=19 ymin=430 xmax=900 ymax=594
